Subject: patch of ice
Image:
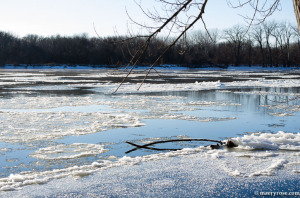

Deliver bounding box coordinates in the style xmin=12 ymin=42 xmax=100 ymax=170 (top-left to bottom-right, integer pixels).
xmin=0 ymin=82 xmax=30 ymax=86
xmin=228 ymin=79 xmax=300 ymax=88
xmin=0 ymin=111 xmax=144 ymax=144
xmin=99 ymin=95 xmax=238 ymax=123
xmin=7 ymin=85 xmax=78 ymax=91
xmin=104 ymin=79 xmax=300 ymax=93
xmin=0 ymin=148 xmax=9 ymax=152
xmin=141 ymin=113 xmax=236 ymax=122
xmin=234 ymin=90 xmax=300 ymax=96
xmin=0 ymin=72 xmax=46 ymax=77
xmin=0 ymin=96 xmax=100 ymax=109
xmin=188 ymin=101 xmax=241 ymax=106
xmin=30 ymin=143 xmax=108 ymax=160
xmin=269 ymin=112 xmax=295 ymax=117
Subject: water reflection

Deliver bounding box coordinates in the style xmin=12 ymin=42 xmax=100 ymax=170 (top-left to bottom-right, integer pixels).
xmin=60 ymin=87 xmax=300 ymax=158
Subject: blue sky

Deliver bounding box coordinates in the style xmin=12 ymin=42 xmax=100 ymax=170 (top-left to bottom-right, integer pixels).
xmin=0 ymin=0 xmax=297 ymax=37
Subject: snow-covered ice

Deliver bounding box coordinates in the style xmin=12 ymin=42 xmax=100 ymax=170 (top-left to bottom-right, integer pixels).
xmin=0 ymin=67 xmax=299 ymax=196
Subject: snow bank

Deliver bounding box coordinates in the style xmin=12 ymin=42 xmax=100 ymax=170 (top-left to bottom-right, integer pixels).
xmin=231 ymin=131 xmax=300 ymax=151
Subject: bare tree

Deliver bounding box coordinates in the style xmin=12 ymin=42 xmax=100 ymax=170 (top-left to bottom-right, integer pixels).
xmin=252 ymin=24 xmax=265 ymax=66
xmin=223 ymin=25 xmax=246 ymax=66
xmin=188 ymin=29 xmax=219 ymax=65
xmin=244 ymin=30 xmax=254 ymax=66
xmin=189 ymin=29 xmax=219 ymax=47
xmin=278 ymin=22 xmax=294 ymax=66
xmin=270 ymin=22 xmax=294 ymax=66
xmin=292 ymin=24 xmax=300 ymax=50
xmin=263 ymin=21 xmax=277 ymax=66
xmin=111 ymin=0 xmax=291 ymax=91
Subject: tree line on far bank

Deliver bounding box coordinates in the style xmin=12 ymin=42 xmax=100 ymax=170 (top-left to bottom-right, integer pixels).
xmin=0 ymin=21 xmax=299 ymax=67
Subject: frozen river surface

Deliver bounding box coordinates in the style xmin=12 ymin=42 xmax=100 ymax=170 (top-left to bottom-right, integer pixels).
xmin=0 ymin=67 xmax=299 ymax=197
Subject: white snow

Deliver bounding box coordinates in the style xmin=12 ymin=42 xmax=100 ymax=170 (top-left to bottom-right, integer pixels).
xmin=249 ymin=159 xmax=288 ymax=177
xmin=231 ymin=131 xmax=300 ymax=151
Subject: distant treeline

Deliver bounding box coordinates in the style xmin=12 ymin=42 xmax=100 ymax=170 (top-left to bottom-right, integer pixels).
xmin=0 ymin=21 xmax=299 ymax=67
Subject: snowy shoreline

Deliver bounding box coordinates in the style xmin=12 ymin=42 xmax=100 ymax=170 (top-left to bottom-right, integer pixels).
xmin=2 ymin=132 xmax=300 ymax=196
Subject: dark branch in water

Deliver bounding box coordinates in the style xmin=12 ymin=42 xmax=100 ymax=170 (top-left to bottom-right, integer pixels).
xmin=126 ymin=141 xmax=179 ymax=154
xmin=125 ymin=138 xmax=229 ymax=154
xmin=130 ymin=138 xmax=223 ymax=147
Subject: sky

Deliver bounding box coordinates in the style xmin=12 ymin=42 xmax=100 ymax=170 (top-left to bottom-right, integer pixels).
xmin=0 ymin=0 xmax=297 ymax=38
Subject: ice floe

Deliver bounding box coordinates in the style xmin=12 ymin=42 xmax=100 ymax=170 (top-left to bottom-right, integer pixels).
xmin=104 ymin=79 xmax=300 ymax=93
xmin=30 ymin=143 xmax=108 ymax=160
xmin=0 ymin=111 xmax=144 ymax=144
xmin=0 ymin=96 xmax=99 ymax=109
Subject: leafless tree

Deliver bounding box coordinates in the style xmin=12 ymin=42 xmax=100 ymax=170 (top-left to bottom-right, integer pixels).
xmin=292 ymin=24 xmax=300 ymax=51
xmin=244 ymin=30 xmax=254 ymax=66
xmin=251 ymin=24 xmax=265 ymax=66
xmin=263 ymin=21 xmax=277 ymax=66
xmin=223 ymin=25 xmax=247 ymax=66
xmin=189 ymin=29 xmax=219 ymax=55
xmin=112 ymin=0 xmax=290 ymax=92
xmin=272 ymin=22 xmax=294 ymax=66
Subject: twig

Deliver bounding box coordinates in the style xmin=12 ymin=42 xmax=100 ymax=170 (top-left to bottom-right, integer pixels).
xmin=125 ymin=141 xmax=178 ymax=154
xmin=137 ymin=0 xmax=209 ymax=91
xmin=130 ymin=138 xmax=223 ymax=147
xmin=125 ymin=138 xmax=224 ymax=154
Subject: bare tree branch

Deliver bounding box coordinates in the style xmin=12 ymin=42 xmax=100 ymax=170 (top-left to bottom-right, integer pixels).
xmin=111 ymin=0 xmax=285 ymax=92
